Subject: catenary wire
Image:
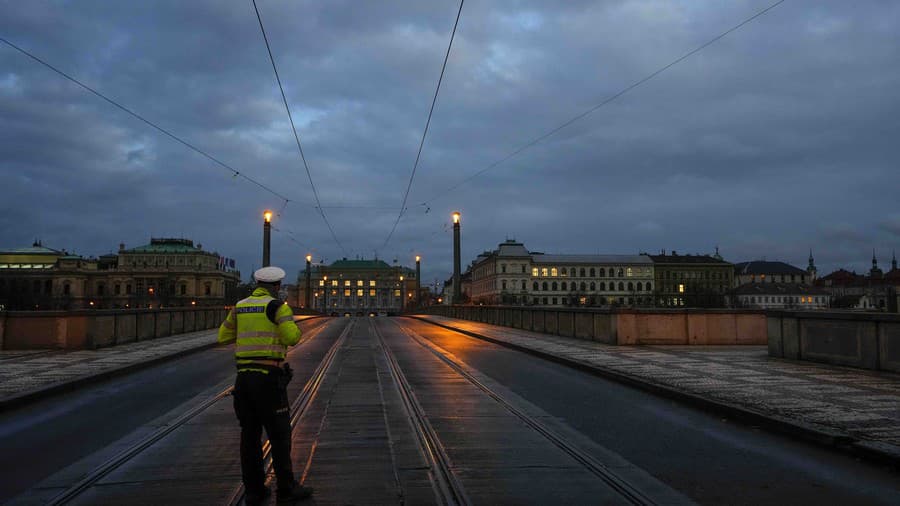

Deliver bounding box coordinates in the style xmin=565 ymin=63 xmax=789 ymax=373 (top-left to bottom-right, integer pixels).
xmin=419 ymin=0 xmax=786 ymax=207
xmin=251 ymin=0 xmax=347 ymax=255
xmin=381 ymin=0 xmax=465 ymax=252
xmin=0 ymin=35 xmax=293 ymax=205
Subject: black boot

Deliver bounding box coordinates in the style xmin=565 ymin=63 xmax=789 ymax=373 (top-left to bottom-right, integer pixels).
xmin=245 ymin=486 xmax=271 ymax=506
xmin=276 ymin=481 xmax=314 ymax=504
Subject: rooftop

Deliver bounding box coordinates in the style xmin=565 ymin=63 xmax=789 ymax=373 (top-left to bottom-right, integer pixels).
xmin=649 ymin=254 xmax=731 ymax=265
xmin=532 ymin=254 xmax=653 ymax=264
xmin=734 ymin=261 xmax=807 ymax=276
xmin=124 ymin=238 xmax=206 ymax=254
xmin=734 ymin=282 xmax=830 ymax=295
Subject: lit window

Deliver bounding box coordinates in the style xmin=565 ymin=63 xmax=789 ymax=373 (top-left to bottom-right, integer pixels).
xmin=357 ymin=280 xmax=363 ymax=287
xmin=626 ymin=267 xmax=633 ymax=277
xmin=357 ymin=289 xmax=364 ymax=297
xmin=532 ymin=267 xmax=539 ymax=277
xmin=344 ymin=289 xmax=351 ymax=297
xmin=394 ymin=289 xmax=401 ymax=297
xmin=369 ymin=280 xmax=376 ymax=287
xmin=344 ymin=280 xmax=351 ymax=287
xmin=541 ymin=268 xmax=548 ymax=277
xmin=369 ymin=289 xmax=376 ymax=297
xmin=319 ymin=280 xmax=324 ymax=286
xmin=551 ymin=267 xmax=558 ymax=277
xmin=678 ymin=284 xmax=685 ymax=293
xmin=332 ymin=280 xmax=338 ymax=287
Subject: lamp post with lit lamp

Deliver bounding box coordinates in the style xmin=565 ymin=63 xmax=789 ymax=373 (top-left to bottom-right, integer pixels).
xmin=415 ymin=255 xmax=421 ymax=308
xmin=262 ymin=210 xmax=273 ymax=267
xmin=305 ymin=254 xmax=312 ymax=309
xmin=452 ymin=211 xmax=461 ymax=303
xmin=400 ymin=275 xmax=405 ymax=313
xmin=322 ymin=275 xmax=328 ymax=314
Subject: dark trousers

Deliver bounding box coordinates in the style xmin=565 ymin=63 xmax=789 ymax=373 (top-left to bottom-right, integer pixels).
xmin=233 ymin=369 xmax=295 ymax=494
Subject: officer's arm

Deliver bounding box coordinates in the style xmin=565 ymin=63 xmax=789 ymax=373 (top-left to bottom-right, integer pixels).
xmin=274 ymin=303 xmax=301 ymax=346
xmin=218 ymin=309 xmax=237 ymax=344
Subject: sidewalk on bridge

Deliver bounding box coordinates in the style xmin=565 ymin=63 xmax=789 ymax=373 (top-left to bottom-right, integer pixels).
xmin=0 ymin=316 xmax=318 ymax=410
xmin=411 ymin=314 xmax=900 ymax=465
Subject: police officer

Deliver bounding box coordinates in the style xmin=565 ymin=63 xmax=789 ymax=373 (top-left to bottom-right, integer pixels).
xmin=218 ymin=266 xmax=313 ymax=504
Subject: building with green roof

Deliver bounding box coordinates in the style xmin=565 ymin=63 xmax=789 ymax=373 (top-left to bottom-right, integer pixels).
xmin=297 ymin=257 xmax=416 ymax=314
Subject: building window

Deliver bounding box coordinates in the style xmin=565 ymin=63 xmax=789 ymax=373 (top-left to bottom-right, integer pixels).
xmin=552 ymin=281 xmax=558 ymax=291
xmin=541 ymin=268 xmax=549 ymax=277
xmin=599 ymin=282 xmax=606 ymax=290
xmin=181 ymin=284 xmax=187 ymax=295
xmin=590 ymin=282 xmax=596 ymax=291
xmin=542 ymin=282 xmax=548 ymax=291
xmin=561 ymin=282 xmax=567 ymax=291
xmin=502 ymin=280 xmax=507 ymax=290
xmin=579 ymin=268 xmax=586 ymax=277
xmin=552 ymin=297 xmax=557 ymax=305
xmin=319 ymin=280 xmax=325 ymax=286
xmin=357 ymin=280 xmax=363 ymax=287
xmin=599 ymin=268 xmax=606 ymax=277
xmin=533 ymin=282 xmax=539 ymax=291
xmin=551 ymin=267 xmax=558 ymax=277
xmin=532 ymin=267 xmax=539 ymax=277
xmin=394 ymin=289 xmax=401 ymax=297
xmin=618 ymin=268 xmax=624 ymax=277
xmin=521 ymin=280 xmax=526 ymax=290
xmin=204 ymin=283 xmax=211 ymax=296
xmin=636 ymin=282 xmax=643 ymax=292
xmin=590 ymin=268 xmax=595 ymax=277
xmin=344 ymin=289 xmax=351 ymax=297
xmin=569 ymin=268 xmax=575 ymax=277
xmin=618 ymin=282 xmax=625 ymax=291
xmin=369 ymin=289 xmax=376 ymax=297
xmin=627 ymin=267 xmax=633 ymax=277
xmin=502 ymin=264 xmax=507 ymax=273
xmin=357 ymin=289 xmax=364 ymax=297
xmin=678 ymin=284 xmax=685 ymax=294
xmin=369 ymin=280 xmax=376 ymax=287
xmin=578 ymin=282 xmax=585 ymax=291
xmin=126 ymin=284 xmax=132 ymax=294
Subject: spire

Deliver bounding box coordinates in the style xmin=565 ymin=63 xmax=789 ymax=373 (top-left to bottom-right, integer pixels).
xmin=872 ymin=249 xmax=878 ymax=269
xmin=807 ymin=248 xmax=817 ymax=274
xmin=893 ymin=250 xmax=897 ymax=271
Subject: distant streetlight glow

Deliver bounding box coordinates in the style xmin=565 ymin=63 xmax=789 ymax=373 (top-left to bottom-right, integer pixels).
xmin=452 ymin=211 xmax=460 ymax=224
xmin=306 ymin=254 xmax=312 ymax=263
xmin=264 ymin=210 xmax=273 ymax=223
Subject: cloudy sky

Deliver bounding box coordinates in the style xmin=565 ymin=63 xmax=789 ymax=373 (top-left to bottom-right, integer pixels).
xmin=2 ymin=0 xmax=899 ymax=285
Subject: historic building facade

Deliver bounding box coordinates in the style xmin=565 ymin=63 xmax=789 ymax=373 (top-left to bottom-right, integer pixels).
xmin=464 ymin=240 xmax=655 ymax=307
xmin=818 ymin=252 xmax=899 ymax=312
xmin=0 ymin=239 xmax=240 ymax=310
xmin=733 ymin=283 xmax=831 ymax=309
xmin=649 ymin=251 xmax=733 ymax=308
xmin=297 ymin=258 xmax=416 ymax=315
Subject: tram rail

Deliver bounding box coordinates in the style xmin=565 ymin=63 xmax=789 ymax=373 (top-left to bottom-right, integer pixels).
xmin=371 ymin=318 xmax=471 ymax=506
xmin=387 ymin=317 xmax=660 ymax=506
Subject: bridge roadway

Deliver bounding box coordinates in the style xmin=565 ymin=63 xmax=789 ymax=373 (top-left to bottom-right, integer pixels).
xmin=3 ymin=317 xmax=899 ymax=505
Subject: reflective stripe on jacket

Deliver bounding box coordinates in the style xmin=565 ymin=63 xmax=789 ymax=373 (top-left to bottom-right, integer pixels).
xmin=218 ymin=288 xmax=301 ymax=368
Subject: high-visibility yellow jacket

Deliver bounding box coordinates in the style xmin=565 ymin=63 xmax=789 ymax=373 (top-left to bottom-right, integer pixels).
xmin=218 ymin=288 xmax=301 ymax=372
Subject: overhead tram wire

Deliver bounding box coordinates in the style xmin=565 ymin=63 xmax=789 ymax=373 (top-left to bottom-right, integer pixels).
xmin=381 ymin=0 xmax=465 ymax=252
xmin=251 ymin=0 xmax=347 ymax=256
xmin=418 ymin=0 xmax=786 ymax=207
xmin=0 ymin=35 xmax=292 ymax=206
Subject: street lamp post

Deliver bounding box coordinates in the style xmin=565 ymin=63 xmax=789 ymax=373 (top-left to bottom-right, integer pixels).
xmin=262 ymin=210 xmax=273 ymax=267
xmin=452 ymin=211 xmax=461 ymax=303
xmin=305 ymin=254 xmax=312 ymax=309
xmin=323 ymin=275 xmax=328 ymax=314
xmin=400 ymin=275 xmax=405 ymax=313
xmin=415 ymin=255 xmax=421 ymax=308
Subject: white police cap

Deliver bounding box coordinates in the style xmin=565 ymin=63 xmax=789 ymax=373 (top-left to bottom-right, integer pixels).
xmin=254 ymin=266 xmax=286 ymax=283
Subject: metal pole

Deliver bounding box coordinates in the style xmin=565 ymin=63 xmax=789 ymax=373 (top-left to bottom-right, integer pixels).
xmin=452 ymin=212 xmax=461 ymax=302
xmin=323 ymin=277 xmax=328 ymax=314
xmin=305 ymin=256 xmax=312 ymax=309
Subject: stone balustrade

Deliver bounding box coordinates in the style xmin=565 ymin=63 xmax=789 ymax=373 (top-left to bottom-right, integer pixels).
xmin=0 ymin=307 xmax=227 ymax=350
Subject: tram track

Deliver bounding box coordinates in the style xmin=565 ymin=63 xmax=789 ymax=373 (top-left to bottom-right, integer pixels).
xmin=371 ymin=318 xmax=471 ymax=506
xmin=386 ymin=317 xmax=661 ymax=506
xmin=45 ymin=317 xmax=340 ymax=506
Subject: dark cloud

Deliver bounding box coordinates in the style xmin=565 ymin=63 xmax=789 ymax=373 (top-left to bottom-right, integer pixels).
xmin=2 ymin=0 xmax=899 ymax=283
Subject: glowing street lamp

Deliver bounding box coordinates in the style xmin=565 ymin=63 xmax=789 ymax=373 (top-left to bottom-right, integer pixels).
xmin=415 ymin=255 xmax=421 ymax=308
xmin=323 ymin=275 xmax=328 ymax=313
xmin=262 ymin=210 xmax=273 ymax=267
xmin=305 ymin=254 xmax=312 ymax=309
xmin=452 ymin=211 xmax=461 ymax=303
